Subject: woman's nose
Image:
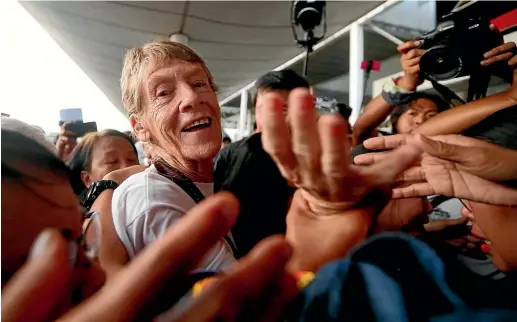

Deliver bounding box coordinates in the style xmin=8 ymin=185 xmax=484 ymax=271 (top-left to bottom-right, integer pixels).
xmin=414 ymin=114 xmax=425 ymax=125
xmin=178 ymin=84 xmax=201 ymax=113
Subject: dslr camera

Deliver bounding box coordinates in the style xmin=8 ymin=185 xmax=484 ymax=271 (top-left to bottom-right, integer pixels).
xmin=315 ymin=97 xmax=352 ymax=119
xmin=416 ymin=13 xmax=501 ymax=82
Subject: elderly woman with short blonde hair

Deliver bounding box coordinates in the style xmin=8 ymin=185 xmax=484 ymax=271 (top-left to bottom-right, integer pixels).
xmin=101 ymin=41 xmax=235 ymax=275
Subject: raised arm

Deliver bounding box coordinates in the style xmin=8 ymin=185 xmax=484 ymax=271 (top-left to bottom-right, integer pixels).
xmin=352 ymin=40 xmax=424 ymax=146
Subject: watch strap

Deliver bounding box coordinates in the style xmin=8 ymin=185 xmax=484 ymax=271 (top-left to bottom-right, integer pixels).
xmin=83 ymin=180 xmax=119 ymax=210
xmin=382 ymin=78 xmax=415 ymax=106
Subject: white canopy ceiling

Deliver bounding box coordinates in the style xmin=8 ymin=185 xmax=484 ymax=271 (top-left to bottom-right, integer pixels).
xmin=21 ymin=1 xmax=384 ymax=116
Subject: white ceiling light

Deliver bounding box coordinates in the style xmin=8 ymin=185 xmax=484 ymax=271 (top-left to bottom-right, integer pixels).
xmin=169 ymin=33 xmax=189 ymax=46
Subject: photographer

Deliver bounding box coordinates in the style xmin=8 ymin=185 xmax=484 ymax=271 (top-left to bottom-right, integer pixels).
xmin=352 ymin=24 xmax=517 ymax=146
xmin=55 ymin=121 xmax=78 ymax=160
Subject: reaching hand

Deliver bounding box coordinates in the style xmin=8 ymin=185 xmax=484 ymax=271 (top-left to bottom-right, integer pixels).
xmin=481 ymin=25 xmax=517 ymax=102
xmin=355 ymin=134 xmax=517 ymax=205
xmin=259 ymin=88 xmax=422 ymax=271
xmin=3 ymin=193 xmax=298 ymax=321
xmin=358 ymin=133 xmax=517 ymax=181
xmin=55 ymin=122 xmax=78 ymax=160
xmin=259 ymin=88 xmax=422 ymax=213
xmin=103 ymin=165 xmax=147 ymax=185
xmin=397 ymin=40 xmax=426 ymax=91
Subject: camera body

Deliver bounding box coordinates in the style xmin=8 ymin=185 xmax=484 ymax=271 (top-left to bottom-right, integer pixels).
xmin=416 ymin=14 xmax=501 ymax=82
xmin=291 ymin=0 xmax=325 ymax=32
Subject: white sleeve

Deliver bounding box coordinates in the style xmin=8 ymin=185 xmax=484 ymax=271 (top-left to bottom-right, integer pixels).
xmin=127 ymin=204 xmax=185 ymax=246
xmin=112 ymin=171 xmax=195 ymax=256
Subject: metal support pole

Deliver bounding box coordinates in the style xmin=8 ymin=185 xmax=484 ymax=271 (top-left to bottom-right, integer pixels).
xmin=349 ymin=23 xmax=364 ymax=125
xmin=366 ymin=23 xmax=403 ymax=46
xmin=238 ymin=90 xmax=248 ymax=139
xmin=246 ymin=108 xmax=253 ymax=135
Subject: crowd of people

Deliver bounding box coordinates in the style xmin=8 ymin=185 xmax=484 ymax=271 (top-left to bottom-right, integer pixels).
xmin=2 ymin=18 xmax=517 ymax=322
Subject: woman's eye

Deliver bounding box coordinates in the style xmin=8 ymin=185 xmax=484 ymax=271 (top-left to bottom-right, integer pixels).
xmin=157 ymin=90 xmax=171 ymax=97
xmin=193 ymin=81 xmax=207 ymax=88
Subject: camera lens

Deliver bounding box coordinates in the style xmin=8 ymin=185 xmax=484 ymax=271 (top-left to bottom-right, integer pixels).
xmin=420 ymin=45 xmax=462 ymax=81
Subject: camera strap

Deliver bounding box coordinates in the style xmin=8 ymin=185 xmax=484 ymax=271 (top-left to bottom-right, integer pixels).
xmin=430 ymin=81 xmax=466 ymax=107
xmin=154 ymin=158 xmax=239 ymax=258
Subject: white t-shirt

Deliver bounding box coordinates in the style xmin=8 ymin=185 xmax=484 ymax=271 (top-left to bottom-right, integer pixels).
xmin=112 ymin=165 xmax=236 ymax=271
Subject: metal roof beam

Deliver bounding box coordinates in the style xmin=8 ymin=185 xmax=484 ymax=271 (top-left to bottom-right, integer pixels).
xmin=218 ymin=0 xmax=401 ymax=106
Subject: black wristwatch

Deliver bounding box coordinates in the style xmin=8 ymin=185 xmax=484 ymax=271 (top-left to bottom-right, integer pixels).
xmin=83 ymin=180 xmax=119 ymax=210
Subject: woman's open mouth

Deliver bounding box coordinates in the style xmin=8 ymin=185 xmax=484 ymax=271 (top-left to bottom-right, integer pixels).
xmin=182 ymin=117 xmax=212 ymax=132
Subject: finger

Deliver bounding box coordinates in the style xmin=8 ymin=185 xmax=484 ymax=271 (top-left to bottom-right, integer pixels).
xmin=257 ymin=271 xmax=299 ymax=322
xmin=363 ymin=134 xmax=409 ymax=150
xmin=288 ymin=88 xmax=322 ymax=190
xmin=403 ymin=49 xmax=426 ymax=60
xmin=402 ymin=56 xmax=421 ymax=69
xmin=177 ymin=237 xmax=296 ymax=322
xmin=62 ymin=192 xmax=241 ymax=320
xmin=397 ymin=40 xmax=420 ymax=54
xmin=2 ymin=229 xmax=73 ymax=322
xmin=393 ymin=182 xmax=436 ymax=199
xmin=361 ymin=145 xmax=422 ymax=187
xmin=424 ymin=217 xmax=468 ymax=232
xmin=483 ymin=41 xmax=516 ymax=59
xmin=405 ymin=65 xmax=421 ymax=75
xmin=62 ymin=130 xmax=76 ymax=137
xmin=260 ymin=92 xmax=298 ymax=184
xmin=508 ymin=54 xmax=517 ymax=67
xmin=354 ymin=150 xmax=396 ymax=166
xmin=319 ymin=114 xmax=351 ymax=200
xmin=481 ymin=52 xmax=513 ymax=66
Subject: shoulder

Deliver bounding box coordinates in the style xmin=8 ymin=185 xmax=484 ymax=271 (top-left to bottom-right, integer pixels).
xmin=112 ymin=166 xmax=197 ymax=222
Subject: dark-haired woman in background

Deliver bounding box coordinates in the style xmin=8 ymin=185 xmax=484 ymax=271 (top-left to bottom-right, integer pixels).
xmin=66 ymin=129 xmax=139 ymax=200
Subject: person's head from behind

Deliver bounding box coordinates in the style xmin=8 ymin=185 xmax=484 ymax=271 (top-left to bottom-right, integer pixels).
xmin=66 ymin=130 xmax=138 ymax=195
xmin=122 ymin=41 xmax=222 ymax=166
xmin=222 ymin=136 xmax=231 ymax=149
xmin=253 ymin=69 xmax=310 ymax=132
xmin=391 ymin=92 xmax=449 ymax=134
xmin=1 ymin=124 xmax=104 ymax=306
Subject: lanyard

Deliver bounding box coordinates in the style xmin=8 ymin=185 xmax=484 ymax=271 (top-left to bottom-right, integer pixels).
xmin=154 ymin=159 xmax=239 ymax=257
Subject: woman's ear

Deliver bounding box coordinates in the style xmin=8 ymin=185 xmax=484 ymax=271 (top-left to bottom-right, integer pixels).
xmin=130 ymin=115 xmax=151 ymax=142
xmin=81 ymin=171 xmax=93 ymax=188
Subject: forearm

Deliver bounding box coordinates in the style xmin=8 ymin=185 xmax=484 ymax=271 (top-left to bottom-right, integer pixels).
xmin=416 ymin=91 xmax=516 ymax=136
xmin=352 ymin=95 xmax=395 ymax=145
xmin=92 ymin=191 xmax=129 ymax=278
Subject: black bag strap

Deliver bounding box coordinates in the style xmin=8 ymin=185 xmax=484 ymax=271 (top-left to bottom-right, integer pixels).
xmin=154 ymin=159 xmax=239 ymax=257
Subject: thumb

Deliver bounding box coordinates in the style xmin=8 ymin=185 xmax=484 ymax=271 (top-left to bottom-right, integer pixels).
xmin=2 ymin=229 xmax=74 ymax=322
xmin=364 ymin=144 xmax=422 ymax=186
